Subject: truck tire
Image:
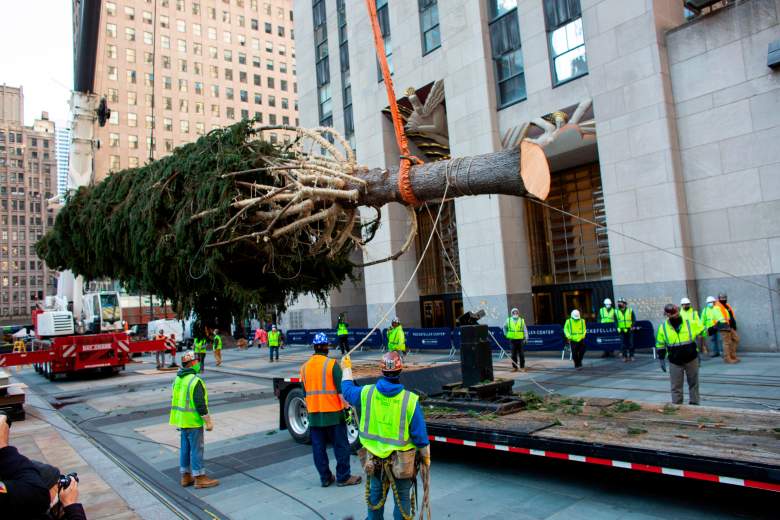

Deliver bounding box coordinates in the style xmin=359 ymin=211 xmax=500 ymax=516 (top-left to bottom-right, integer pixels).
xmin=283 ymin=388 xmax=310 ymax=444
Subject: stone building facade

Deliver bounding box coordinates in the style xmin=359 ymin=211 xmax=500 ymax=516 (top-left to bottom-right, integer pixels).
xmin=0 ymin=85 xmax=58 ymax=324
xmin=287 ymin=0 xmax=779 ymax=351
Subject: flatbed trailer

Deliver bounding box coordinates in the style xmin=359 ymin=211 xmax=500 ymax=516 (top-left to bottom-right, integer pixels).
xmin=0 ymin=332 xmax=172 ymax=380
xmin=273 ymin=363 xmax=780 ymax=493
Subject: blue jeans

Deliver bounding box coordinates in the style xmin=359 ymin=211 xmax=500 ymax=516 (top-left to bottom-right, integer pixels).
xmin=709 ymin=331 xmax=722 ymax=356
xmin=269 ymin=346 xmax=279 ymax=361
xmin=180 ymin=427 xmax=205 ymax=476
xmin=310 ymin=423 xmax=352 ymax=484
xmin=367 ymin=473 xmax=412 ymax=520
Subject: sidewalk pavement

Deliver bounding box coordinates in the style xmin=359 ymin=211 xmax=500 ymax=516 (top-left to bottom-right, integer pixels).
xmin=12 ymin=384 xmax=175 ymax=520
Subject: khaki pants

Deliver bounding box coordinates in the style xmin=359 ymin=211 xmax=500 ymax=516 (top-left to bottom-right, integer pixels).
xmin=720 ymin=329 xmax=740 ymax=363
xmin=214 ymin=349 xmax=223 ymax=366
xmin=670 ymin=357 xmax=700 ymax=405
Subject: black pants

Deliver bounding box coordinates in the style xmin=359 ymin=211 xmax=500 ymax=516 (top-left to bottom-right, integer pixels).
xmin=338 ymin=335 xmax=349 ymax=355
xmin=571 ymin=341 xmax=586 ymax=368
xmin=620 ymin=331 xmax=634 ymax=358
xmin=510 ymin=339 xmax=525 ymax=369
xmin=197 ymin=352 xmax=206 ymax=370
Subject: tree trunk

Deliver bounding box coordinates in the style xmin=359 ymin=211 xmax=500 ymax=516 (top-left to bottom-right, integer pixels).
xmin=351 ymin=141 xmax=550 ymax=207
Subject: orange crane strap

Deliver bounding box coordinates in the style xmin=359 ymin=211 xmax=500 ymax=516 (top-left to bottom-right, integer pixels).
xmin=363 ymin=0 xmax=423 ymax=206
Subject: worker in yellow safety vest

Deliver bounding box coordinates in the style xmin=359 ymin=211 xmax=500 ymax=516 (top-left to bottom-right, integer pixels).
xmin=655 ymin=304 xmax=704 ymax=405
xmin=300 ymin=332 xmax=361 ymax=487
xmin=268 ymin=324 xmax=282 ymax=362
xmin=193 ymin=336 xmax=207 ymax=372
xmin=169 ymin=350 xmax=219 ymax=488
xmin=387 ymin=317 xmax=406 ymax=355
xmin=504 ymin=308 xmax=528 ymax=372
xmin=213 ymin=329 xmax=223 ymax=367
xmin=701 ymin=296 xmax=726 ymax=358
xmin=564 ymin=310 xmax=587 ymax=370
xmin=599 ymin=298 xmax=616 ymax=357
xmin=336 ymin=313 xmax=350 ymax=355
xmin=615 ymin=298 xmax=636 ymax=362
xmin=340 ymin=351 xmax=430 ymax=520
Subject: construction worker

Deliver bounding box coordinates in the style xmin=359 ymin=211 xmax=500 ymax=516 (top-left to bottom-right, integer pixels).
xmin=716 ymin=293 xmax=740 ymax=364
xmin=254 ymin=325 xmax=268 ymax=349
xmin=564 ymin=310 xmax=587 ymax=370
xmin=387 ymin=318 xmax=406 ymax=355
xmin=300 ymin=332 xmax=362 ymax=487
xmin=268 ymin=324 xmax=281 ymax=362
xmin=503 ymin=308 xmax=528 ymax=372
xmin=155 ymin=329 xmax=167 ymax=369
xmin=341 ymin=351 xmax=430 ymax=520
xmin=655 ymin=304 xmax=704 ymax=405
xmin=213 ymin=329 xmax=223 ymax=367
xmin=169 ymin=350 xmax=219 ymax=488
xmin=599 ymin=298 xmax=617 ymax=357
xmin=336 ymin=313 xmax=349 ymax=355
xmin=193 ymin=335 xmax=207 ymax=371
xmin=615 ymin=298 xmax=635 ymax=362
xmin=701 ymin=296 xmax=725 ymax=358
xmin=680 ymin=298 xmax=707 ymax=356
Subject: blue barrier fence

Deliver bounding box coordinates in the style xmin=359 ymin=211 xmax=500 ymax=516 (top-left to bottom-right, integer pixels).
xmin=283 ymin=321 xmax=656 ymax=352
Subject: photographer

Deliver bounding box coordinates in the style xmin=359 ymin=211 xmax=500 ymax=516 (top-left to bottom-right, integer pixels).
xmin=0 ymin=413 xmax=50 ymax=517
xmin=0 ymin=414 xmax=86 ymax=519
xmin=33 ymin=463 xmax=86 ymax=520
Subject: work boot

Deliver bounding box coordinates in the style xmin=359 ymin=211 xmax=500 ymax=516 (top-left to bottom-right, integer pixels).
xmin=194 ymin=475 xmax=220 ymax=488
xmin=337 ymin=475 xmax=362 ymax=487
xmin=180 ymin=473 xmax=194 ymax=487
xmin=512 ymin=367 xmax=518 ymax=372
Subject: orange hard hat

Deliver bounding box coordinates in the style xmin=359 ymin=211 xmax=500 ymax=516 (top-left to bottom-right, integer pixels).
xmin=380 ymin=351 xmax=403 ymax=375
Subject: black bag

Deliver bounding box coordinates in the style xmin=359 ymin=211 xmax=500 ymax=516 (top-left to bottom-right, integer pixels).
xmin=667 ymin=342 xmax=698 ymax=366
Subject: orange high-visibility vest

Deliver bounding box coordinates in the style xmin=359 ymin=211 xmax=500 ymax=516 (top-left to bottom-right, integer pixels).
xmin=300 ymin=355 xmax=343 ymax=413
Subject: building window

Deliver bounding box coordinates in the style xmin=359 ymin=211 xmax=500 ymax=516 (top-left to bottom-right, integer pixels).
xmin=226 ymin=107 xmax=235 ymax=119
xmin=127 ymin=70 xmax=137 ymax=84
xmin=226 ymin=87 xmax=234 ymax=100
xmin=418 ymin=0 xmax=440 ymax=55
xmin=267 ymin=77 xmax=274 ymax=88
xmin=107 ymin=44 xmax=117 ymax=59
xmin=125 ymin=6 xmax=135 ymax=20
xmin=143 ymin=11 xmax=152 ymax=24
xmin=109 ymin=133 xmax=120 ymax=147
xmin=375 ymin=0 xmax=393 ymax=81
xmin=240 ymin=90 xmax=248 ymax=102
xmin=253 ymin=56 xmax=261 ymax=68
xmin=337 ymin=0 xmax=354 ymax=144
xmin=144 ymin=31 xmax=153 ymax=45
xmin=128 ymin=91 xmax=137 ymax=105
xmin=128 ymin=135 xmax=139 ymax=149
xmin=161 ymin=35 xmax=170 ymax=49
xmin=313 ymin=0 xmax=331 ymax=124
xmin=254 ymin=93 xmax=262 ymax=104
xmin=544 ymin=0 xmax=587 ymax=86
xmin=109 ymin=155 xmax=120 ymax=171
xmin=164 ymin=118 xmax=173 ymax=131
xmin=106 ymin=2 xmax=116 ymax=16
xmin=106 ymin=23 xmax=117 ymax=38
xmin=178 ymin=39 xmax=187 ymax=53
xmin=128 ymin=113 xmax=138 ymax=127
xmin=126 ymin=27 xmax=136 ymax=41
xmin=108 ymin=88 xmax=118 ymax=102
xmin=126 ymin=48 xmax=136 ymax=63
xmin=488 ymin=0 xmax=526 ymax=108
xmin=107 ymin=66 xmax=118 ymax=80
xmin=180 ymin=120 xmax=189 ymax=134
xmin=161 ymin=15 xmax=170 ymax=28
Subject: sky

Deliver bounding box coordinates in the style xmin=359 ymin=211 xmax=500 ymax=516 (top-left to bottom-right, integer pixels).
xmin=0 ymin=1 xmax=74 ymax=128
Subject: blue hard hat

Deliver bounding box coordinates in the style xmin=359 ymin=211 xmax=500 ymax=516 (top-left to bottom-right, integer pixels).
xmin=312 ymin=332 xmax=329 ymax=346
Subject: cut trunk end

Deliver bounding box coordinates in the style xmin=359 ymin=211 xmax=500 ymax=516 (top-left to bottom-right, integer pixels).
xmin=520 ymin=140 xmax=550 ymax=201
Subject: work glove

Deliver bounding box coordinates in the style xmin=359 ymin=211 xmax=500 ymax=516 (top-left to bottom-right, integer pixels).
xmin=341 ymin=354 xmax=352 ymax=369
xmin=419 ymin=445 xmax=431 ymax=467
xmin=203 ymin=415 xmax=214 ymax=431
xmin=341 ymin=355 xmax=353 ymax=381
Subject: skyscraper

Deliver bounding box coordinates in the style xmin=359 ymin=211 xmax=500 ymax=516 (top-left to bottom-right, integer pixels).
xmin=0 ymin=85 xmax=58 ymax=323
xmin=55 ymin=126 xmax=71 ymax=197
xmin=75 ymin=0 xmax=299 ymax=180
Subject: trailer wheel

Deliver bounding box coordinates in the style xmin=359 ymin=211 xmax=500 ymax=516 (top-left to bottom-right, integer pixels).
xmin=283 ymin=388 xmax=310 ymax=444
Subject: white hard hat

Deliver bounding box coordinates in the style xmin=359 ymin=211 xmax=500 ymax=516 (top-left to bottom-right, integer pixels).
xmin=181 ymin=350 xmax=196 ymax=363
xmin=604 ymin=298 xmax=612 ymax=305
xmin=706 ymin=296 xmax=716 ymax=304
xmin=392 ymin=317 xmax=401 ymax=324
xmin=510 ymin=308 xmax=519 ymax=315
xmin=680 ymin=297 xmax=691 ymax=305
xmin=571 ymin=310 xmax=581 ymax=319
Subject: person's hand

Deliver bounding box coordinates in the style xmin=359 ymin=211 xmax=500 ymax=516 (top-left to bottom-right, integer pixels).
xmin=341 ymin=354 xmax=352 ymax=369
xmin=59 ymin=477 xmax=79 ymax=507
xmin=0 ymin=415 xmax=9 ymax=449
xmin=203 ymin=415 xmax=214 ymax=431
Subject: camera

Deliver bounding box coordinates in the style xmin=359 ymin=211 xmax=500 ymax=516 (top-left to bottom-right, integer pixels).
xmin=58 ymin=472 xmax=79 ymax=490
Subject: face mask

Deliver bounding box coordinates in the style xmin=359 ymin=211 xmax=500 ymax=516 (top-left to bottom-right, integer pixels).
xmin=605 ymin=304 xmax=611 ymax=308
xmin=707 ymin=302 xmax=714 ymax=307
xmin=512 ymin=313 xmax=519 ymax=318
xmin=682 ymin=305 xmax=690 ymax=311
xmin=720 ymin=299 xmax=727 ymax=304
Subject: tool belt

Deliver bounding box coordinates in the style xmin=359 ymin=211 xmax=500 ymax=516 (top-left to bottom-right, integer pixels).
xmin=359 ymin=447 xmax=418 ymax=479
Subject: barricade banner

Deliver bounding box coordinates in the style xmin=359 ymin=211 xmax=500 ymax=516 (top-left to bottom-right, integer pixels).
xmin=632 ymin=320 xmax=655 ymax=349
xmin=452 ymin=327 xmax=509 ymax=351
xmin=347 ymin=328 xmax=383 ymax=349
xmin=525 ymin=325 xmax=565 ymax=351
xmin=583 ymin=323 xmax=622 ymax=351
xmin=285 ymin=329 xmax=312 ymax=345
xmin=404 ymin=328 xmax=452 ymax=350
